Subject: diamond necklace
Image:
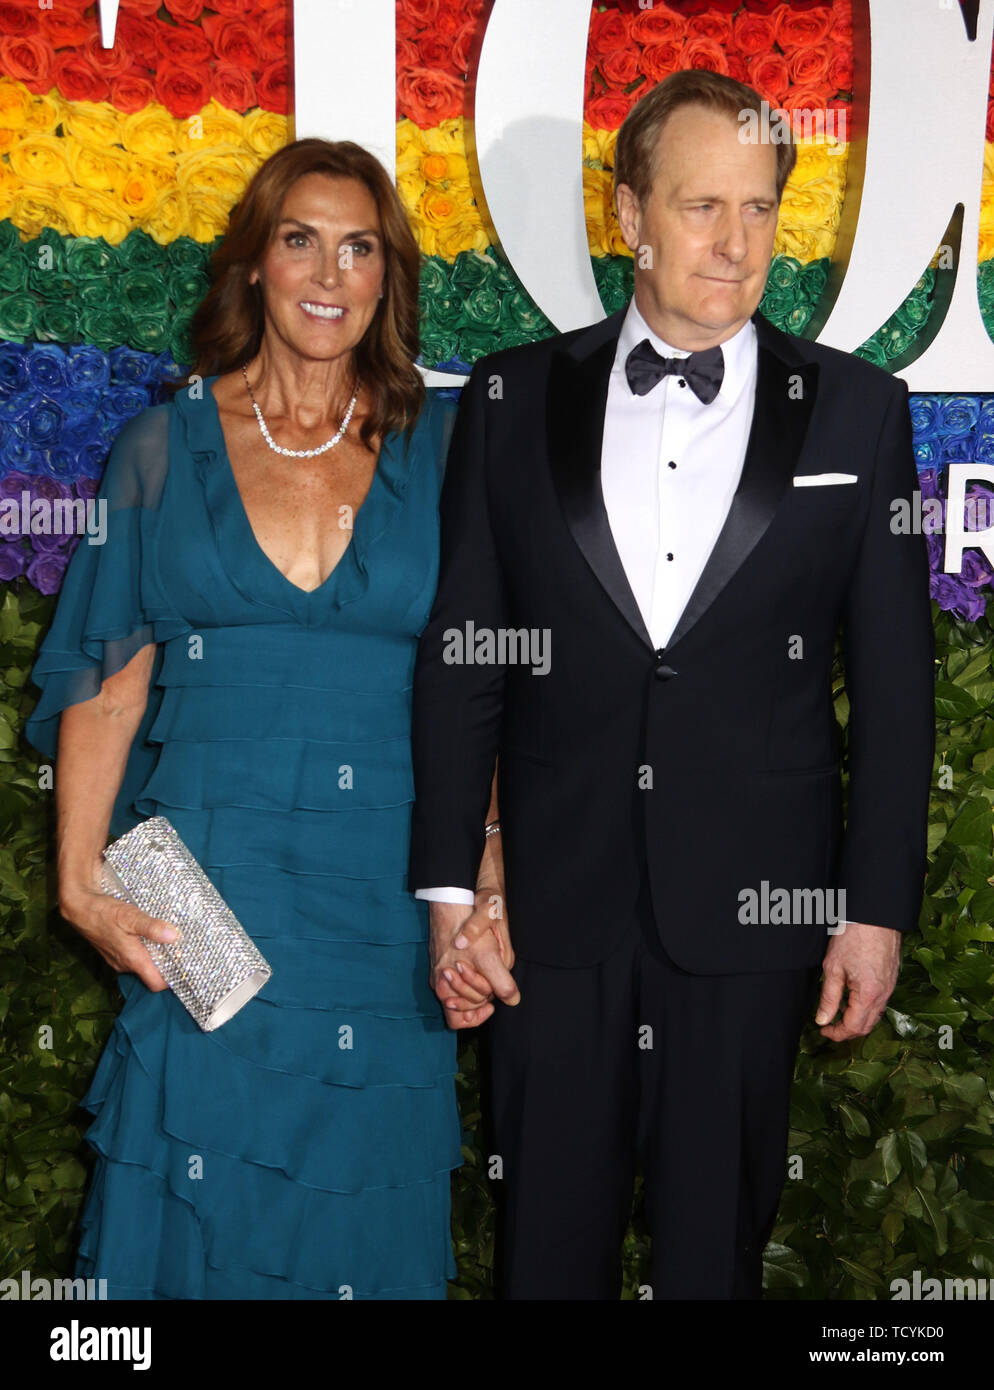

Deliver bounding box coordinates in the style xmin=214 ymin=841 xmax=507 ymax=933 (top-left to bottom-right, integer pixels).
xmin=241 ymin=364 xmax=360 ymax=458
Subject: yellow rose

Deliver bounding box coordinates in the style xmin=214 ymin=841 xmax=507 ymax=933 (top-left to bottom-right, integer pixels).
xmin=0 ymin=77 xmax=31 ymax=130
xmin=435 ymin=204 xmax=490 ymax=260
xmin=63 ymin=102 xmax=122 ymax=153
xmin=241 ymin=109 xmax=288 ymax=159
xmin=176 ymin=149 xmax=257 ymax=203
xmin=59 ymin=186 xmax=132 ymax=243
xmin=0 ymin=128 xmax=17 ymax=155
xmin=68 ymin=144 xmax=130 ymax=197
xmin=978 ymin=184 xmax=994 ymax=264
xmin=8 ymin=134 xmax=71 ymax=187
xmin=0 ymin=161 xmax=20 ymax=219
xmin=582 ymin=121 xmax=601 ymax=165
xmin=583 ymin=166 xmax=611 ymax=253
xmin=10 ymin=186 xmax=70 ymax=237
xmin=119 ymin=160 xmax=164 ymax=219
xmin=774 ymin=224 xmax=833 ymax=263
xmin=26 ymin=91 xmax=62 ymax=135
xmin=145 ymin=187 xmax=188 ymax=245
xmin=176 ymin=100 xmax=245 ymax=154
xmin=185 ymin=189 xmax=235 ymax=242
xmin=122 ymin=106 xmax=180 ymax=160
xmin=396 ymin=169 xmax=425 ymax=216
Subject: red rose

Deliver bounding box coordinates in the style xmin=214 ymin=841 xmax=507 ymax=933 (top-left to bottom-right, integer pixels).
xmin=164 ymin=0 xmax=205 ymax=20
xmin=600 ymin=48 xmax=640 ymax=90
xmin=202 ymin=16 xmax=259 ymax=70
xmin=630 ymin=8 xmax=686 ymax=45
xmin=117 ymin=14 xmax=159 ymax=68
xmin=681 ymin=38 xmax=729 ymax=76
xmin=39 ymin=11 xmax=91 ymax=46
xmin=586 ymin=92 xmax=636 ymax=130
xmin=257 ymin=11 xmax=286 ymax=64
xmin=155 ymin=60 xmax=210 ymax=120
xmin=741 ymin=0 xmax=781 ymax=13
xmin=826 ymin=48 xmax=852 ymax=93
xmin=788 ymin=45 xmax=831 ymax=86
xmin=0 ymin=35 xmax=51 ymax=93
xmin=110 ymin=71 xmax=155 ymax=113
xmin=155 ymin=18 xmax=213 ymax=66
xmin=832 ymin=12 xmax=854 ymax=44
xmin=775 ymin=6 xmax=834 ymax=50
xmin=451 ymin=19 xmax=477 ymax=76
xmin=433 ymin=1 xmax=478 ymax=40
xmin=120 ymin=0 xmax=163 ymax=16
xmin=53 ymin=51 xmax=109 ymax=103
xmin=726 ymin=53 xmax=750 ymax=84
xmin=396 ymin=66 xmax=463 ymax=126
xmin=397 ymin=0 xmax=440 ymax=39
xmin=84 ymin=32 xmax=134 ymax=77
xmin=639 ymin=40 xmax=684 ymax=85
xmin=782 ymin=83 xmax=833 ymax=118
xmin=0 ymin=4 xmax=39 ymax=39
xmin=418 ymin=34 xmax=453 ymax=71
xmin=257 ymin=59 xmax=288 ymax=115
xmin=667 ymin=0 xmax=736 ymax=14
xmin=209 ymin=0 xmax=281 ymax=10
xmin=589 ymin=8 xmax=629 ymax=58
xmin=686 ymin=12 xmax=733 ymax=45
xmin=747 ymin=51 xmax=790 ymax=104
xmin=987 ymin=98 xmax=993 ymax=143
xmin=211 ymin=62 xmax=256 ymax=114
xmin=732 ymin=11 xmax=776 ymax=58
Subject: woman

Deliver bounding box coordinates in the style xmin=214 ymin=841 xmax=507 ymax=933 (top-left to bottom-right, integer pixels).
xmin=26 ymin=138 xmax=496 ymax=1300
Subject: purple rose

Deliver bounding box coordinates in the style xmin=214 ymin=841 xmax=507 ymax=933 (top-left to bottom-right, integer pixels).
xmin=26 ymin=548 xmax=68 ymax=595
xmin=0 ymin=469 xmax=34 ymax=500
xmin=30 ymin=527 xmax=71 ymax=552
xmin=931 ymin=572 xmax=986 ymax=621
xmin=75 ymin=477 xmax=98 ymax=502
xmin=959 ymin=550 xmax=994 ymax=588
xmin=0 ymin=539 xmax=27 ymax=580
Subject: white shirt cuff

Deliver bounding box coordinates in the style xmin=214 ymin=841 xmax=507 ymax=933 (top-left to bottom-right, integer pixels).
xmin=414 ymin=886 xmax=477 ymax=906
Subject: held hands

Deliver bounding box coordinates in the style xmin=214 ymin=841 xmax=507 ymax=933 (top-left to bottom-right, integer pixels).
xmin=59 ymin=856 xmax=180 ymax=993
xmin=429 ymin=888 xmax=519 ymax=1031
xmin=815 ymin=920 xmax=902 ymax=1041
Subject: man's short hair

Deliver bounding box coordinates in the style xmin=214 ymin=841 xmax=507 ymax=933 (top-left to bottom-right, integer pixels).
xmin=613 ymin=69 xmax=797 ymax=208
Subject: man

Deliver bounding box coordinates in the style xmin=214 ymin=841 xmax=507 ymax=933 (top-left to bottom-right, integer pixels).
xmin=409 ymin=70 xmax=934 ymax=1300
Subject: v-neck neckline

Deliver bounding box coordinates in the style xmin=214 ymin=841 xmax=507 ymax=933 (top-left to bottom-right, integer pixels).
xmin=206 ymin=375 xmax=386 ymax=600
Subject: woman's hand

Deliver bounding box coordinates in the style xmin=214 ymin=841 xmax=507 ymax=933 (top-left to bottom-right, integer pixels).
xmin=59 ymin=857 xmax=181 ymax=993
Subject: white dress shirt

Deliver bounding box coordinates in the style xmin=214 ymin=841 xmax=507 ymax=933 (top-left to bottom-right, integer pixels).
xmin=417 ymin=297 xmax=759 ymax=905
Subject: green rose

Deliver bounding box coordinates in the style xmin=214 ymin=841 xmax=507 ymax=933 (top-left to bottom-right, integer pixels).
xmin=119 ymin=232 xmax=167 ymax=271
xmin=79 ymin=281 xmax=112 ymax=307
xmin=0 ymin=254 xmax=27 ymax=294
xmin=459 ymin=326 xmax=500 ymax=359
xmin=450 ymin=250 xmax=497 ymax=294
xmin=169 ymin=317 xmax=194 ymax=369
xmin=784 ymin=303 xmax=813 ymax=335
xmin=855 ymin=337 xmax=889 ymax=368
xmin=120 ymin=269 xmax=169 ymax=316
xmin=167 ymin=235 xmax=216 ymax=272
xmin=504 ymin=289 xmax=552 ymax=337
xmin=593 ymin=255 xmax=633 ymax=313
xmin=419 ymin=329 xmax=461 ymax=369
xmin=130 ymin=314 xmax=170 ymax=354
xmin=81 ymin=305 xmax=130 ymax=351
xmin=894 ymin=295 xmax=930 ymax=332
xmin=35 ymin=302 xmax=80 ymax=343
xmin=420 ymin=257 xmax=448 ymax=300
xmin=423 ymin=292 xmax=463 ymax=332
xmin=759 ymin=287 xmax=793 ymax=324
xmin=0 ymin=293 xmax=37 ymax=341
xmin=487 ymin=249 xmax=520 ymax=292
xmin=765 ymin=255 xmax=800 ymax=293
xmin=26 ymin=267 xmax=75 ymax=304
xmin=460 ymin=282 xmax=501 ymax=330
xmin=23 ymin=230 xmax=67 ymax=273
xmin=167 ymin=268 xmax=210 ymax=315
xmin=66 ymin=238 xmax=116 ymax=282
xmin=0 ymin=220 xmax=19 ymax=260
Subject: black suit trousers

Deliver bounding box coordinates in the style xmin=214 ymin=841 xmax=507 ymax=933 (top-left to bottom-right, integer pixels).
xmin=486 ymin=883 xmax=822 ymax=1300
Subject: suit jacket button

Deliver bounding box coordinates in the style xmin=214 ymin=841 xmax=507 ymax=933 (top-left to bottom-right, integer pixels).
xmin=655 ymin=664 xmax=677 ymax=680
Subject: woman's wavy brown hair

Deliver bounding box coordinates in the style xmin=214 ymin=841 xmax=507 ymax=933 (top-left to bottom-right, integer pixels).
xmin=181 ymin=138 xmax=424 ymax=446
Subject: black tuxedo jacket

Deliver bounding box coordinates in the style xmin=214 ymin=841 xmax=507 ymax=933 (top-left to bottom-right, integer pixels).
xmin=409 ymin=306 xmax=935 ymax=973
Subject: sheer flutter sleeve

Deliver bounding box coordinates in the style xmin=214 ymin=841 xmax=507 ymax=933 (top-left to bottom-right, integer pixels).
xmin=25 ymin=403 xmax=191 ymax=835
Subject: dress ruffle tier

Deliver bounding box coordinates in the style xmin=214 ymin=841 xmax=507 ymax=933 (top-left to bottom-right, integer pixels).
xmin=26 ymin=384 xmax=463 ymax=1299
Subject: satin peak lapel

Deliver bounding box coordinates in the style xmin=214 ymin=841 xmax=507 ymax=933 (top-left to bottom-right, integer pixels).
xmin=546 ymin=311 xmax=654 ymax=650
xmin=665 ymin=327 xmax=819 ymax=651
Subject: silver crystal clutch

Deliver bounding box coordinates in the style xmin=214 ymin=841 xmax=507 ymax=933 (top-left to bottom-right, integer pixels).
xmin=100 ymin=815 xmax=272 ymax=1032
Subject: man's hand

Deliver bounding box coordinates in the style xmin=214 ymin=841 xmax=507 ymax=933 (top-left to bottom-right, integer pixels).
xmin=815 ymin=920 xmax=902 ymax=1041
xmin=429 ymin=894 xmax=519 ymax=1031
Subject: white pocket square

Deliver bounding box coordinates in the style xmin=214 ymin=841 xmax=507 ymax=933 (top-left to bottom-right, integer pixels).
xmin=792 ymin=472 xmax=858 ymax=487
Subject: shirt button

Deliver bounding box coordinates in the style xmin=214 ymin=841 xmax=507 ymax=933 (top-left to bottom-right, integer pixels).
xmin=667 ymin=460 xmax=677 ymax=469
xmin=666 ymin=552 xmax=674 ymax=561
xmin=678 ymin=378 xmax=687 ymax=388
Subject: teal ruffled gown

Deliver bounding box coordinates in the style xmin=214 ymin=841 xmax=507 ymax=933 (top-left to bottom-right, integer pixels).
xmin=25 ymin=380 xmax=463 ymax=1299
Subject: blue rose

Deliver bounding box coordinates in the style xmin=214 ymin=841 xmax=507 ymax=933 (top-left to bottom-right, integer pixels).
xmin=914 ymin=440 xmax=937 ymax=468
xmin=74 ymin=441 xmax=110 ymax=480
xmin=26 ymin=397 xmax=65 ymax=448
xmin=25 ymin=344 xmax=68 ymax=396
xmin=102 ymin=385 xmax=150 ymax=425
xmin=942 ymin=436 xmax=975 ymax=463
xmin=66 ymin=345 xmax=111 ymax=392
xmin=938 ymin=395 xmax=980 ymax=435
xmin=909 ymin=395 xmax=940 ymax=440
xmin=109 ymin=345 xmax=159 ymax=387
xmin=0 ymin=343 xmax=27 ymax=397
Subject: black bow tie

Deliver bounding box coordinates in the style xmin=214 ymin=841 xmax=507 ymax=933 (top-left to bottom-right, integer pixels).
xmin=625 ymin=338 xmax=724 ymax=404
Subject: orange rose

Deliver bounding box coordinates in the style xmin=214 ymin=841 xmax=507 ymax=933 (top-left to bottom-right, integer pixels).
xmin=0 ymin=4 xmax=39 ymax=38
xmin=726 ymin=53 xmax=750 ymax=84
xmin=589 ymin=9 xmax=630 ymax=58
xmin=52 ymin=53 xmax=109 ymax=103
xmin=397 ymin=0 xmax=439 ymax=39
xmin=586 ymin=92 xmax=636 ymax=131
xmin=120 ymin=0 xmax=163 ymax=16
xmin=639 ymin=41 xmax=683 ymax=85
xmin=211 ymin=63 xmax=256 ymax=114
xmin=164 ymin=0 xmax=205 ymax=19
xmin=419 ymin=34 xmax=453 ymax=70
xmin=84 ymin=32 xmax=135 ymax=77
xmin=732 ymin=11 xmax=775 ymax=58
xmin=681 ymin=38 xmax=729 ymax=76
xmin=257 ymin=11 xmax=286 ymax=64
xmin=782 ymin=84 xmax=834 ymax=119
xmin=155 ymin=60 xmax=210 ymax=120
xmin=0 ymin=36 xmax=51 ymax=94
xmin=600 ymin=48 xmax=640 ymax=89
xmin=451 ymin=20 xmax=476 ymax=76
xmin=201 ymin=15 xmax=259 ymax=69
xmin=748 ymin=51 xmax=790 ymax=104
xmin=257 ymin=60 xmax=288 ymax=115
xmin=110 ymin=72 xmax=156 ymax=114
xmin=39 ymin=11 xmax=91 ymax=46
xmin=630 ymin=8 xmax=686 ymax=45
xmin=789 ymin=46 xmax=831 ymax=87
xmin=775 ymin=6 xmax=834 ymax=51
xmin=155 ymin=18 xmax=213 ymax=66
xmin=397 ymin=67 xmax=463 ymax=126
xmin=826 ymin=49 xmax=852 ymax=94
xmin=686 ymin=13 xmax=732 ymax=45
